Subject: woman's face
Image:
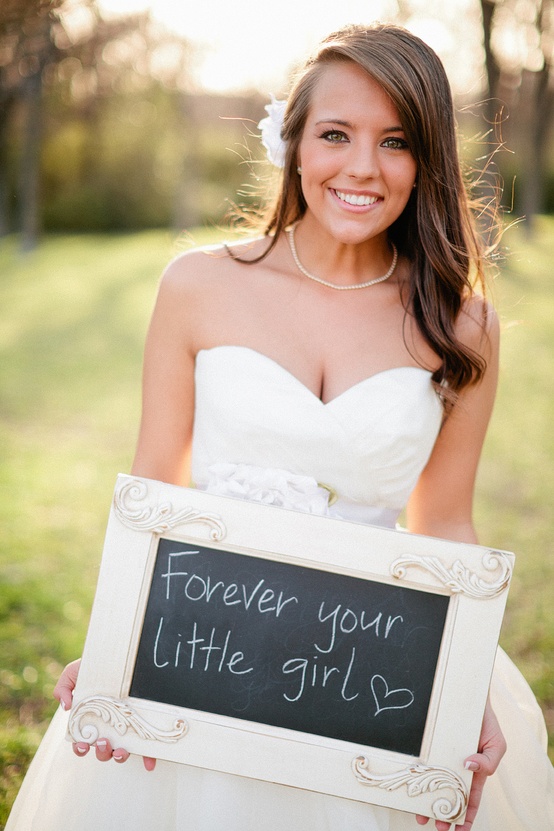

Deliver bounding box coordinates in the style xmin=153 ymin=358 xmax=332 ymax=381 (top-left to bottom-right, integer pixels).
xmin=297 ymin=61 xmax=417 ymax=246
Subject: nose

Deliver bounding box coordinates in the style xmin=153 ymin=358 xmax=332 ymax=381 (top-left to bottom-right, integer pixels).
xmin=345 ymin=140 xmax=379 ymax=181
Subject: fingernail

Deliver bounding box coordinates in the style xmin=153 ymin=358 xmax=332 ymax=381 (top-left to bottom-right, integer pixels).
xmin=97 ymin=740 xmax=107 ymax=749
xmin=60 ymin=699 xmax=66 ymax=710
xmin=465 ymin=760 xmax=480 ymax=772
xmin=113 ymin=753 xmax=124 ymax=761
xmin=76 ymin=745 xmax=88 ymax=754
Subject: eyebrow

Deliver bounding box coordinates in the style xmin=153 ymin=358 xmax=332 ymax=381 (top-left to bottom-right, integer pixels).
xmin=315 ymin=119 xmax=404 ymax=132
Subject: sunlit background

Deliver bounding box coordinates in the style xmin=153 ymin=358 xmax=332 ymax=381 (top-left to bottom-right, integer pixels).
xmin=96 ymin=0 xmax=485 ymax=94
xmin=10 ymin=0 xmax=543 ymax=242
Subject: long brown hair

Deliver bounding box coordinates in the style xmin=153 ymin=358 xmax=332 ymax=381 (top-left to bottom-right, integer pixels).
xmin=236 ymin=23 xmax=495 ymax=396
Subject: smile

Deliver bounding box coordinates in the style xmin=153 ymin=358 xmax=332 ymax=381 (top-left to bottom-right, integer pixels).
xmin=334 ymin=190 xmax=380 ymax=207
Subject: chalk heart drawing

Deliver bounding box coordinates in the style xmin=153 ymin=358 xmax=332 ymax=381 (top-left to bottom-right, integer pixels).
xmin=371 ymin=674 xmax=415 ymax=716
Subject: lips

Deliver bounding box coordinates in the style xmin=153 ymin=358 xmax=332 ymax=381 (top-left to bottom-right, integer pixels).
xmin=334 ymin=189 xmax=380 ymax=207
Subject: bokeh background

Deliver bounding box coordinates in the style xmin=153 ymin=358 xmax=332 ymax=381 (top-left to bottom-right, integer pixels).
xmin=1 ymin=0 xmax=553 ymax=824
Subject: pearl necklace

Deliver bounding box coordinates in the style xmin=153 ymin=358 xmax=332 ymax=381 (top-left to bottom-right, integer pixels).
xmin=286 ymin=223 xmax=398 ymax=291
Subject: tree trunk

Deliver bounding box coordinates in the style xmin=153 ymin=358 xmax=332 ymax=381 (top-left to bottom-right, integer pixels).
xmin=480 ymin=0 xmax=501 ymax=128
xmin=173 ymin=93 xmax=202 ymax=231
xmin=516 ymin=0 xmax=554 ymax=236
xmin=476 ymin=0 xmax=504 ymax=245
xmin=19 ymin=69 xmax=43 ymax=252
xmin=0 ymin=96 xmax=14 ymax=237
xmin=519 ymin=63 xmax=554 ymax=236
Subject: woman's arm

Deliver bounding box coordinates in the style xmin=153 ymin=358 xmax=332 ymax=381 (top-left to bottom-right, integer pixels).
xmin=131 ymin=256 xmax=200 ymax=485
xmin=407 ymin=300 xmax=500 ymax=542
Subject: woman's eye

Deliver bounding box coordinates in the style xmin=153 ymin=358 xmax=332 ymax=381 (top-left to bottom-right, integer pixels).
xmin=320 ymin=130 xmax=348 ymax=143
xmin=382 ymin=137 xmax=409 ymax=150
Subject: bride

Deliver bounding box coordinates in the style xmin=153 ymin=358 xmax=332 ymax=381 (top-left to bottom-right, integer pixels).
xmin=7 ymin=22 xmax=554 ymax=831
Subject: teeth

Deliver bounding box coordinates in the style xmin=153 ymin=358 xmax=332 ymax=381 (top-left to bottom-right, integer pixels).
xmin=335 ymin=190 xmax=378 ymax=206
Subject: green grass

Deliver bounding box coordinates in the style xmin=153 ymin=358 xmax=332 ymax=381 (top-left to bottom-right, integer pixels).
xmin=475 ymin=217 xmax=554 ymax=727
xmin=0 ymin=221 xmax=553 ymax=823
xmin=0 ymin=228 xmax=192 ymax=825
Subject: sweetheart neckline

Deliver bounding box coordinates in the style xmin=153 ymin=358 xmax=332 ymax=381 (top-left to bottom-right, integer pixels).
xmin=196 ymin=345 xmax=434 ymax=407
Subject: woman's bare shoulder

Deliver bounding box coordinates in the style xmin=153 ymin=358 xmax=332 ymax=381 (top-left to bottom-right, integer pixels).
xmin=150 ymin=236 xmax=277 ymax=352
xmin=159 ymin=236 xmax=271 ymax=296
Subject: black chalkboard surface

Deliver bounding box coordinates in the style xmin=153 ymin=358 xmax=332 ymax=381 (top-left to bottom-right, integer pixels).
xmin=131 ymin=537 xmax=450 ymax=757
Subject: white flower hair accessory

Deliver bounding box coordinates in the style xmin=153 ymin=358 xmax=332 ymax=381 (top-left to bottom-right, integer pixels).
xmin=257 ymin=94 xmax=287 ymax=168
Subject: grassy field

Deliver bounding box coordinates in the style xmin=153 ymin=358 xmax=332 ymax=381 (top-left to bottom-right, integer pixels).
xmin=1 ymin=221 xmax=553 ymax=823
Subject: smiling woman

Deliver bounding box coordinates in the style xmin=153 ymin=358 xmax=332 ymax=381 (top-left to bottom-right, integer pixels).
xmin=6 ymin=20 xmax=554 ymax=831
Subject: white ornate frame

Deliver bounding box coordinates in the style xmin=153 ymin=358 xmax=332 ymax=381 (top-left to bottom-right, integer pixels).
xmin=70 ymin=474 xmax=514 ymax=824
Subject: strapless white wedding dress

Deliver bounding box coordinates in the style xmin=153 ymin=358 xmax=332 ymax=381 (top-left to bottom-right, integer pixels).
xmin=7 ymin=346 xmax=554 ymax=830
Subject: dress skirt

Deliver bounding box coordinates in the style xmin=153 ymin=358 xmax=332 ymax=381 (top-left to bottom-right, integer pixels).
xmin=6 ymin=647 xmax=554 ymax=830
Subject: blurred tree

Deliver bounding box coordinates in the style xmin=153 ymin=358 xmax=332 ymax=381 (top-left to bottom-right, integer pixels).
xmin=0 ymin=0 xmax=60 ymax=245
xmin=480 ymin=0 xmax=554 ymax=231
xmin=0 ymin=0 xmax=196 ymax=249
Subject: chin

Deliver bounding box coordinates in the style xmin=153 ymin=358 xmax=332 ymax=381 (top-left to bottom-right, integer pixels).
xmin=327 ymin=221 xmax=386 ymax=246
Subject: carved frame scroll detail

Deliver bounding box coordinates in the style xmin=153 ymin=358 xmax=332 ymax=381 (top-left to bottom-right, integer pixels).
xmin=391 ymin=549 xmax=513 ymax=598
xmin=68 ymin=695 xmax=188 ymax=745
xmin=352 ymin=756 xmax=468 ymax=822
xmin=114 ymin=478 xmax=226 ymax=540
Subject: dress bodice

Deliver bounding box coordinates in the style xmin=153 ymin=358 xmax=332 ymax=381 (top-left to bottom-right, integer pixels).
xmin=191 ymin=346 xmax=443 ymax=527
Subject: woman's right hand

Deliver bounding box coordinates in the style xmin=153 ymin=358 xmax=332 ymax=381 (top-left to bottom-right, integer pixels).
xmin=53 ymin=659 xmax=156 ymax=771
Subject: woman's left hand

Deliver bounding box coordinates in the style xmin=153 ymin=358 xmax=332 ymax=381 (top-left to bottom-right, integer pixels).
xmin=416 ymin=699 xmax=506 ymax=830
xmin=54 ymin=659 xmax=156 ymax=771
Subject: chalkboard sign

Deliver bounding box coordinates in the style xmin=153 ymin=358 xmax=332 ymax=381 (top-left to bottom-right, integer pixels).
xmin=70 ymin=475 xmax=514 ymax=823
xmin=131 ymin=539 xmax=450 ymax=757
